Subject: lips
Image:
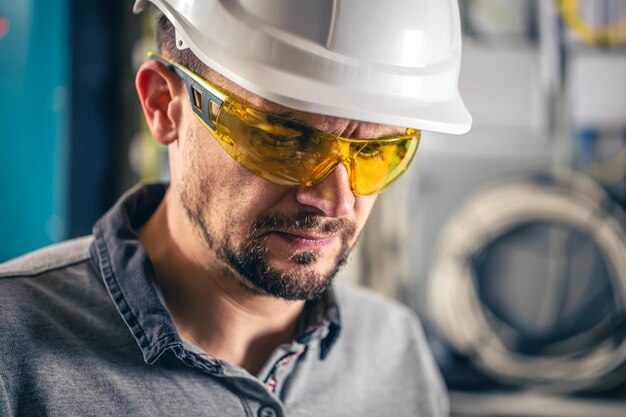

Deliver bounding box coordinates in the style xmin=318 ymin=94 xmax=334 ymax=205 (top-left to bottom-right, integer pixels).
xmin=251 ymin=212 xmax=355 ymax=251
xmin=270 ymin=231 xmax=337 ymax=249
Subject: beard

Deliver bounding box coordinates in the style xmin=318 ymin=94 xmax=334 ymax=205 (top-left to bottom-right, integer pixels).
xmin=181 ymin=187 xmax=357 ymax=301
xmin=220 ymin=212 xmax=356 ymax=300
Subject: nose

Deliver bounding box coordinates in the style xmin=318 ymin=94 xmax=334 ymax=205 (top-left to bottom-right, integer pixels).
xmin=295 ymin=163 xmax=355 ymax=218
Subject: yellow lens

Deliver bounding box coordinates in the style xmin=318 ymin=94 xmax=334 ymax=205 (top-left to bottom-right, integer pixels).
xmin=350 ymin=131 xmax=420 ymax=195
xmin=213 ymin=100 xmax=341 ymax=186
xmin=211 ymin=99 xmax=420 ymax=195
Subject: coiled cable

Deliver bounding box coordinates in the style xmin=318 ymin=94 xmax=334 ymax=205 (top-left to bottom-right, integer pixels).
xmin=428 ymin=171 xmax=626 ymax=393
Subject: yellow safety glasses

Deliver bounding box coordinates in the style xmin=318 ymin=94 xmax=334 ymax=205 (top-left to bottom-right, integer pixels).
xmin=150 ymin=53 xmax=421 ymax=195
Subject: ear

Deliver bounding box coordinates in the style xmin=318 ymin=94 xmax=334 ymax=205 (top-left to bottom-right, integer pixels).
xmin=135 ymin=59 xmax=185 ymax=145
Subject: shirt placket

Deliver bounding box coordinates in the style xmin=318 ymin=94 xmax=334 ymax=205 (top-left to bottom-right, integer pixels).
xmin=263 ymin=345 xmax=307 ymax=396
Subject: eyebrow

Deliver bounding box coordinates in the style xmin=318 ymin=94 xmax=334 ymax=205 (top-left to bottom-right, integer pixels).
xmin=274 ymin=111 xmax=297 ymax=120
xmin=271 ymin=110 xmax=403 ymax=138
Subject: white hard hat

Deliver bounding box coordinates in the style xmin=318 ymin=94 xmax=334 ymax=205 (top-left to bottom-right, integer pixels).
xmin=134 ymin=0 xmax=472 ymax=134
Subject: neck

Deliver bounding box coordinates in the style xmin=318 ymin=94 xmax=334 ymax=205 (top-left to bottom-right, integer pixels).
xmin=138 ymin=190 xmax=305 ymax=375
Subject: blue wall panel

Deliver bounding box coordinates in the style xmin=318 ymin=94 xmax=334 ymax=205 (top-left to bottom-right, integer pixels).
xmin=0 ymin=0 xmax=69 ymax=261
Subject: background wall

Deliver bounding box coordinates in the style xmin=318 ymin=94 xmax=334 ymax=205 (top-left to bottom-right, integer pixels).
xmin=0 ymin=0 xmax=141 ymax=261
xmin=0 ymin=0 xmax=70 ymax=260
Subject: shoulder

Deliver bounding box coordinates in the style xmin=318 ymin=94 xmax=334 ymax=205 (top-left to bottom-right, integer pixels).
xmin=332 ymin=281 xmax=433 ymax=361
xmin=0 ymin=236 xmax=115 ymax=356
xmin=0 ymin=237 xmax=127 ymax=413
xmin=0 ymin=237 xmax=101 ymax=331
xmin=326 ymin=282 xmax=449 ymax=415
xmin=0 ymin=236 xmax=93 ymax=278
xmin=333 ymin=281 xmax=421 ymax=333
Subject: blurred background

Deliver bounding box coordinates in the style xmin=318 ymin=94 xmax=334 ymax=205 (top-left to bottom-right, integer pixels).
xmin=1 ymin=0 xmax=626 ymax=416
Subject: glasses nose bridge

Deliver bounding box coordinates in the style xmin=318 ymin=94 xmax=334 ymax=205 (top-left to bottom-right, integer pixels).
xmin=340 ymin=158 xmax=357 ymax=193
xmin=334 ymin=138 xmax=358 ymax=168
xmin=309 ymin=151 xmax=357 ymax=193
xmin=307 ymin=158 xmax=356 ymax=195
xmin=339 ymin=157 xmax=359 ymax=197
xmin=338 ymin=139 xmax=363 ymax=193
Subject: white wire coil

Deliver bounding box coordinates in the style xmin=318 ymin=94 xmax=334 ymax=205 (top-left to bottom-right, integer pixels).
xmin=428 ymin=170 xmax=626 ymax=393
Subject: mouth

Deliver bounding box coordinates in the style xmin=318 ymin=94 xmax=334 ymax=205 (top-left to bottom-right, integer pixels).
xmin=268 ymin=231 xmax=337 ymax=250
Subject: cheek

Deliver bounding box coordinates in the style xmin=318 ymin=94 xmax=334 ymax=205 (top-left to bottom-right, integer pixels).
xmin=177 ymin=124 xmax=286 ymax=221
xmin=354 ymin=195 xmax=377 ymax=229
xmin=175 ymin=122 xmax=235 ymax=187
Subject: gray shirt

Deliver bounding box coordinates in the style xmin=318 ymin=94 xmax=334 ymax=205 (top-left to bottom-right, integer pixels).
xmin=0 ymin=183 xmax=448 ymax=417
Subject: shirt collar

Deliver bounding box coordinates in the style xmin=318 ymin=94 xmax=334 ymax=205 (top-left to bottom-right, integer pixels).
xmin=90 ymin=182 xmax=342 ymax=364
xmin=296 ymin=290 xmax=341 ymax=359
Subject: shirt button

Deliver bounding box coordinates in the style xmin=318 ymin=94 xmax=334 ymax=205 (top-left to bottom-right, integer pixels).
xmin=258 ymin=405 xmax=278 ymax=417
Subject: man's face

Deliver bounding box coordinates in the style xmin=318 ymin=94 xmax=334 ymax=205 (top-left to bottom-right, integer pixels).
xmin=168 ymin=68 xmax=403 ymax=301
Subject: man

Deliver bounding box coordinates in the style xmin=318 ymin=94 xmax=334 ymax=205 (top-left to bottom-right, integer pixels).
xmin=0 ymin=1 xmax=470 ymax=416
